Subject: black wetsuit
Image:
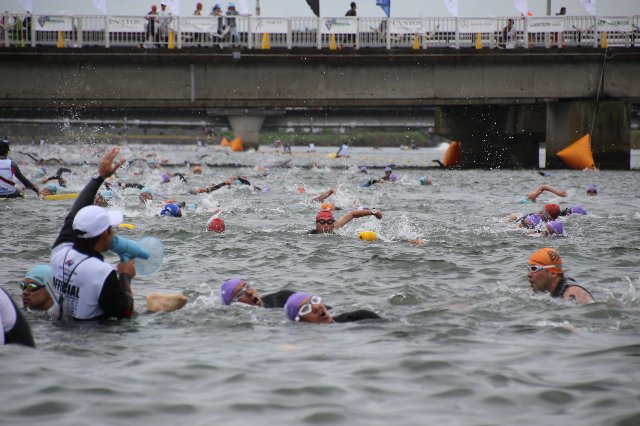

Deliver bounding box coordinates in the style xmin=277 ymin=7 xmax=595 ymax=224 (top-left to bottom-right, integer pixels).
xmin=1 ymin=287 xmax=35 ymax=348
xmin=333 ymin=309 xmax=382 ymax=323
xmin=551 ymin=277 xmax=595 ymax=302
xmin=261 ymin=290 xmax=296 ymax=309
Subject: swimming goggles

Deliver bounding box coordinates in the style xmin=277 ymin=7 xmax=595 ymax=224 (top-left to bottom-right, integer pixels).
xmin=231 ymin=282 xmax=253 ymax=303
xmin=316 ymin=219 xmax=335 ymax=225
xmin=586 ymin=190 xmax=597 ymax=195
xmin=296 ymin=296 xmax=322 ymax=321
xmin=527 ymin=264 xmax=559 ymax=272
xmin=19 ymin=281 xmax=46 ymax=292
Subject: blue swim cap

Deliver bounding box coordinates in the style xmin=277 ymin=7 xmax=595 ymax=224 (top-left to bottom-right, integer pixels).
xmin=24 ymin=264 xmax=51 ymax=287
xmin=546 ymin=220 xmax=564 ymax=235
xmin=36 ymin=167 xmax=46 ymax=176
xmin=519 ymin=197 xmax=533 ymax=205
xmin=570 ymin=205 xmax=587 ymax=215
xmin=140 ymin=186 xmax=152 ymax=194
xmin=45 ymin=183 xmax=58 ymax=194
xmin=220 ymin=278 xmax=244 ymax=305
xmin=234 ymin=180 xmax=242 ymax=185
xmin=285 ymin=292 xmax=312 ymax=321
xmin=160 ymin=203 xmax=181 ymax=217
xmin=186 ymin=203 xmax=197 ymax=210
xmin=100 ymin=189 xmax=113 ymax=201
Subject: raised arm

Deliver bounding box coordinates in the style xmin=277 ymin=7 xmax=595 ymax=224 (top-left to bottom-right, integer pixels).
xmin=334 ymin=208 xmax=382 ymax=230
xmin=312 ymin=187 xmax=336 ymax=203
xmin=12 ymin=163 xmax=39 ymax=195
xmin=526 ymin=185 xmax=567 ymax=202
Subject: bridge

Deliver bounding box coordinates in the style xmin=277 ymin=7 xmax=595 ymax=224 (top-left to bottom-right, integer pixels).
xmin=1 ymin=14 xmax=639 ymax=168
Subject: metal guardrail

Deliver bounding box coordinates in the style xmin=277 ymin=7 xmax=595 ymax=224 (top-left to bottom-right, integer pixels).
xmin=1 ymin=14 xmax=639 ymax=50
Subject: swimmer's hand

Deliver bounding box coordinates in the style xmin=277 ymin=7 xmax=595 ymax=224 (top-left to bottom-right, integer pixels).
xmin=408 ymin=239 xmax=425 ymax=246
xmin=372 ymin=209 xmax=382 ymax=220
xmin=117 ymin=259 xmax=136 ymax=279
xmin=99 ymin=147 xmax=126 ymax=179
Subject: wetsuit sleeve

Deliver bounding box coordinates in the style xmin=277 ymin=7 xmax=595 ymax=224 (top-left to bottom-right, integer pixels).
xmin=13 ymin=163 xmax=38 ymax=193
xmin=206 ymin=182 xmax=227 ymax=193
xmin=123 ymin=183 xmax=144 ymax=190
xmin=333 ymin=310 xmax=383 ymax=323
xmin=52 ymin=176 xmax=104 ymax=249
xmin=237 ymin=177 xmax=251 ymax=186
xmin=98 ymin=271 xmax=134 ymax=318
xmin=261 ymin=290 xmax=296 ymax=308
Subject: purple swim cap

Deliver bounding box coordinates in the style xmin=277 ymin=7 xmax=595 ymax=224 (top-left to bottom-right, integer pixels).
xmin=285 ymin=292 xmax=311 ymax=321
xmin=161 ymin=172 xmax=171 ymax=183
xmin=359 ymin=165 xmax=367 ymax=172
xmin=384 ymin=166 xmax=392 ymax=173
xmin=546 ymin=220 xmax=564 ymax=235
xmin=525 ymin=213 xmax=542 ymax=227
xmin=389 ymin=173 xmax=398 ymax=182
xmin=220 ymin=278 xmax=244 ymax=305
xmin=570 ymin=205 xmax=587 ymax=215
xmin=586 ymin=184 xmax=597 ymax=192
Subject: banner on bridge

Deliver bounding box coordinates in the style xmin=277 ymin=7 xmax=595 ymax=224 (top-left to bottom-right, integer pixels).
xmin=180 ymin=17 xmax=218 ymax=33
xmin=597 ymin=17 xmax=632 ymax=32
xmin=251 ymin=18 xmax=288 ymax=34
xmin=526 ymin=18 xmax=564 ymax=33
xmin=107 ymin=17 xmax=147 ymax=32
xmin=36 ymin=16 xmax=73 ymax=32
xmin=321 ymin=17 xmax=357 ymax=34
xmin=458 ymin=19 xmax=496 ymax=33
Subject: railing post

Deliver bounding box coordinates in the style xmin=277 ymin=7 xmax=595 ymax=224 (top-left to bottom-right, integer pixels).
xmin=316 ymin=17 xmax=321 ymax=49
xmin=248 ymin=16 xmax=253 ymax=49
xmin=287 ymin=17 xmax=292 ymax=50
xmin=386 ymin=18 xmax=391 ymax=50
xmin=30 ymin=15 xmax=36 ymax=47
xmin=355 ymin=17 xmax=360 ymax=50
xmin=104 ymin=15 xmax=109 ymax=48
xmin=177 ymin=16 xmax=182 ymax=49
xmin=455 ymin=18 xmax=460 ymax=49
xmin=77 ymin=17 xmax=83 ymax=47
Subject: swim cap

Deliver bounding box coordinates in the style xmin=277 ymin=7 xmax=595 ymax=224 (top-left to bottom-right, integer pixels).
xmin=359 ymin=165 xmax=368 ymax=173
xmin=285 ymin=292 xmax=311 ymax=321
xmin=570 ymin=205 xmax=587 ymax=215
xmin=586 ymin=184 xmax=597 ymax=192
xmin=140 ymin=186 xmax=152 ymax=194
xmin=519 ymin=197 xmax=533 ymax=205
xmin=358 ymin=231 xmax=377 ymax=241
xmin=389 ymin=173 xmax=398 ymax=182
xmin=528 ymin=248 xmax=563 ymax=273
xmin=220 ymin=278 xmax=244 ymax=305
xmin=36 ymin=167 xmax=46 ymax=176
xmin=316 ymin=210 xmax=334 ymax=222
xmin=261 ymin=186 xmax=270 ymax=192
xmin=524 ymin=213 xmax=542 ymax=228
xmin=384 ymin=166 xmax=392 ymax=173
xmin=45 ymin=183 xmax=58 ymax=194
xmin=420 ymin=176 xmax=432 ymax=186
xmin=193 ymin=165 xmax=202 ymax=174
xmin=24 ymin=264 xmax=51 ymax=287
xmin=544 ymin=204 xmax=561 ymax=219
xmin=160 ymin=203 xmax=181 ymax=217
xmin=546 ymin=221 xmax=564 ymax=236
xmin=100 ymin=189 xmax=113 ymax=201
xmin=207 ymin=217 xmax=225 ymax=233
xmin=161 ymin=172 xmax=171 ymax=183
xmin=320 ymin=202 xmax=335 ymax=212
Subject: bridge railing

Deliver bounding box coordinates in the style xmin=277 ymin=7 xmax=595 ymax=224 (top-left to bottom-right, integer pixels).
xmin=1 ymin=13 xmax=638 ymax=50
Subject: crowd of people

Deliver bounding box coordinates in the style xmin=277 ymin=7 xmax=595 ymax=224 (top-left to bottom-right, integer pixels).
xmin=1 ymin=142 xmax=598 ymax=348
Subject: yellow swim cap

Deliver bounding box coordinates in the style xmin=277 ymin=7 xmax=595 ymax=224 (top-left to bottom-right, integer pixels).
xmin=358 ymin=231 xmax=377 ymax=241
xmin=118 ymin=223 xmax=136 ymax=230
xmin=529 ymin=248 xmax=563 ymax=273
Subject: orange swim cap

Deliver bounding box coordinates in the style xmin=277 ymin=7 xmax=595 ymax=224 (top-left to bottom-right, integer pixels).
xmin=297 ymin=186 xmax=305 ymax=193
xmin=320 ymin=202 xmax=335 ymax=212
xmin=528 ymin=248 xmax=563 ymax=273
xmin=193 ymin=165 xmax=202 ymax=174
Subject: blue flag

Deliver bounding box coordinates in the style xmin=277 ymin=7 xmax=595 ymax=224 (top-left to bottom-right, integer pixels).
xmin=376 ymin=0 xmax=390 ymax=17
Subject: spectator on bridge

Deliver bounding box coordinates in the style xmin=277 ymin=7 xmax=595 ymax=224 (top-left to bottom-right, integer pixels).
xmin=145 ymin=5 xmax=158 ymax=46
xmin=556 ymin=7 xmax=566 ymax=16
xmin=211 ymin=4 xmax=225 ymax=47
xmin=158 ymin=3 xmax=173 ymax=46
xmin=193 ymin=2 xmax=203 ymax=15
xmin=225 ymin=3 xmax=240 ymax=47
xmin=345 ymin=2 xmax=357 ymax=17
xmin=502 ymin=18 xmax=517 ymax=49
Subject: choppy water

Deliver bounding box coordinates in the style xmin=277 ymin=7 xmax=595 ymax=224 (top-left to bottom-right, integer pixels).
xmin=2 ymin=144 xmax=640 ymax=426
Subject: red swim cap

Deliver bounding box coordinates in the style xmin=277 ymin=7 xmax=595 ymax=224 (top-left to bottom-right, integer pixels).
xmin=208 ymin=217 xmax=225 ymax=233
xmin=316 ymin=210 xmax=334 ymax=222
xmin=544 ymin=204 xmax=561 ymax=219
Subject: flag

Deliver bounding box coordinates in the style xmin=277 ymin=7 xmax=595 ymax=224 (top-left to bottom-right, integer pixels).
xmin=580 ymin=0 xmax=596 ymax=16
xmin=163 ymin=0 xmax=180 ymax=15
xmin=91 ymin=0 xmax=107 ymax=14
xmin=17 ymin=0 xmax=32 ymax=12
xmin=376 ymin=0 xmax=390 ymax=17
xmin=443 ymin=0 xmax=458 ymax=17
xmin=513 ymin=0 xmax=528 ymax=16
xmin=237 ymin=0 xmax=250 ymax=15
xmin=306 ymin=0 xmax=320 ymax=17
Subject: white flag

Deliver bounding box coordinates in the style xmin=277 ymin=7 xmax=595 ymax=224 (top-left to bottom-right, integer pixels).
xmin=513 ymin=0 xmax=528 ymax=16
xmin=163 ymin=0 xmax=181 ymax=15
xmin=443 ymin=0 xmax=458 ymax=17
xmin=17 ymin=0 xmax=32 ymax=12
xmin=91 ymin=0 xmax=107 ymax=14
xmin=238 ymin=0 xmax=250 ymax=15
xmin=580 ymin=0 xmax=596 ymax=16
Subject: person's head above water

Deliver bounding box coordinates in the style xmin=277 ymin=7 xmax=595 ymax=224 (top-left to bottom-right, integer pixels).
xmin=20 ymin=264 xmax=54 ymax=311
xmin=139 ymin=187 xmax=153 ymax=203
xmin=160 ymin=203 xmax=182 ymax=217
xmin=285 ymin=292 xmax=332 ymax=324
xmin=359 ymin=165 xmax=368 ymax=174
xmin=72 ymin=205 xmax=123 ymax=252
xmin=42 ymin=183 xmax=58 ymax=196
xmin=542 ymin=204 xmax=561 ymax=220
xmin=545 ymin=220 xmax=564 ymax=236
xmin=570 ymin=205 xmax=587 ymax=215
xmin=220 ymin=278 xmax=262 ymax=306
xmin=527 ymin=247 xmax=563 ymax=294
xmin=384 ymin=166 xmax=392 ymax=174
xmin=586 ymin=184 xmax=597 ymax=196
xmin=389 ymin=173 xmax=398 ymax=182
xmin=315 ymin=210 xmax=335 ymax=233
xmin=207 ymin=217 xmax=225 ymax=233
xmin=523 ymin=213 xmax=542 ymax=229
xmin=161 ymin=172 xmax=171 ymax=183
xmin=420 ymin=176 xmax=432 ymax=186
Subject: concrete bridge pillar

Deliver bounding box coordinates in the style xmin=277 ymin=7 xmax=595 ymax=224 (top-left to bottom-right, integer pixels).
xmin=226 ymin=114 xmax=266 ymax=149
xmin=546 ymin=100 xmax=630 ymax=169
xmin=436 ymin=105 xmax=542 ymax=168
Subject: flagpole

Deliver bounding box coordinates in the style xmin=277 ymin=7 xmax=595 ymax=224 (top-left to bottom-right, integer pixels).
xmin=546 ymin=0 xmax=551 ymax=16
xmin=256 ymin=0 xmax=260 ymax=16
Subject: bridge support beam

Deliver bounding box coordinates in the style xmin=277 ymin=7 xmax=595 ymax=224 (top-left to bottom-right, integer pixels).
xmin=225 ymin=114 xmax=266 ymax=149
xmin=436 ymin=105 xmax=542 ymax=168
xmin=546 ymin=100 xmax=630 ymax=169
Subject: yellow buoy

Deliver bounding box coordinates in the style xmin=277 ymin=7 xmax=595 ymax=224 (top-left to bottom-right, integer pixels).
xmin=327 ymin=152 xmax=337 ymax=159
xmin=118 ymin=223 xmax=136 ymax=230
xmin=358 ymin=231 xmax=377 ymax=241
xmin=556 ymin=133 xmax=596 ymax=170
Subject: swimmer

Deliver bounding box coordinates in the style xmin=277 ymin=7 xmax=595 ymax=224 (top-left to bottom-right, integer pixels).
xmin=586 ymin=184 xmax=598 ymax=196
xmin=193 ymin=165 xmax=202 ymax=174
xmin=559 ymin=205 xmax=587 ymax=216
xmin=94 ymin=189 xmax=113 ymax=207
xmin=420 ymin=176 xmax=432 ymax=186
xmin=41 ymin=183 xmax=58 ymax=197
xmin=40 ymin=167 xmax=72 ymax=188
xmin=310 ymin=208 xmax=382 ymax=235
xmin=192 ymin=176 xmax=260 ymax=194
xmin=515 ymin=213 xmax=542 ymax=230
xmin=520 ymin=185 xmax=567 ymax=204
xmin=509 ymin=203 xmax=561 ymax=224
xmin=1 ymin=286 xmax=35 ymax=347
xmin=0 ymin=141 xmax=40 ymax=198
xmin=139 ymin=187 xmax=153 ymax=204
xmin=160 ymin=202 xmax=185 ymax=217
xmin=527 ymin=248 xmax=594 ymax=304
xmin=19 ymin=265 xmax=60 ymax=320
xmin=284 ymin=292 xmax=382 ymax=324
xmin=363 ymin=167 xmax=397 ymax=187
xmin=359 ymin=165 xmax=368 ymax=174
xmin=311 ymin=187 xmax=337 ymax=203
xmin=220 ymin=278 xmax=297 ymax=308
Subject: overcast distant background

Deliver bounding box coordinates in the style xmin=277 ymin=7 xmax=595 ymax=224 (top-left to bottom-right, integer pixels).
xmin=1 ymin=0 xmax=640 ymax=17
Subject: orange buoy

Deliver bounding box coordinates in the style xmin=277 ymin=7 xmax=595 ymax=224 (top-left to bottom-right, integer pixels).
xmin=230 ymin=137 xmax=244 ymax=152
xmin=220 ymin=137 xmax=231 ymax=147
xmin=556 ymin=134 xmax=596 ymax=170
xmin=441 ymin=141 xmax=461 ymax=167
